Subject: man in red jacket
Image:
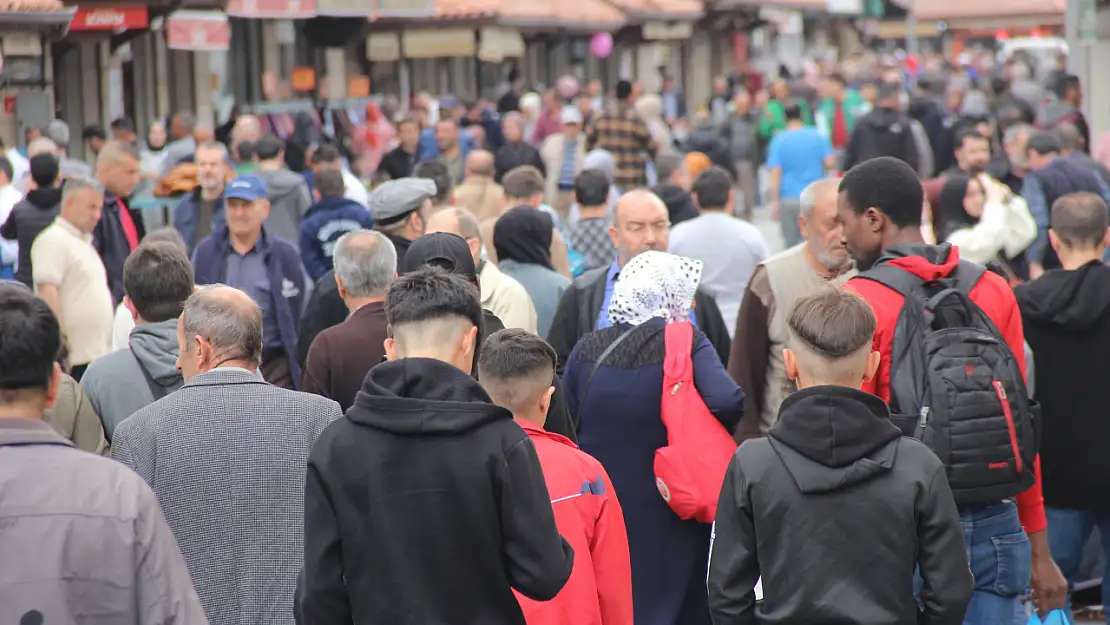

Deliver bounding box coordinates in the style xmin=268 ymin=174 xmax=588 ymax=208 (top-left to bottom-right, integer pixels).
xmin=838 ymin=157 xmax=1066 ymax=623
xmin=479 ymin=329 xmax=633 ymax=625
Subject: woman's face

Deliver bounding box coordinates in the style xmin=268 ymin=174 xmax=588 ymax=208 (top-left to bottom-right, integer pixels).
xmin=964 ymin=178 xmax=985 ymax=219
xmin=148 ymin=124 xmax=167 ymax=149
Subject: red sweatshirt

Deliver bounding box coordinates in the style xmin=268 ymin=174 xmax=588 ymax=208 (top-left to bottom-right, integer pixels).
xmin=514 ymin=420 xmax=634 ymax=625
xmin=845 ymin=245 xmax=1047 ymax=534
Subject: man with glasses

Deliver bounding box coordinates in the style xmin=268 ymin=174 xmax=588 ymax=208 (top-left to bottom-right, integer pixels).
xmin=546 ymin=189 xmax=732 ymax=372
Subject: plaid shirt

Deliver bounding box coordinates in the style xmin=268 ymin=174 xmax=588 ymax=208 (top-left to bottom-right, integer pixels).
xmin=586 ymin=104 xmax=656 ymax=189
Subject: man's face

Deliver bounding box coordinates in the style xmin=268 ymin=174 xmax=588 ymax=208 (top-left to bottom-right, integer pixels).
xmin=226 ymin=197 xmax=267 ymax=240
xmin=563 ymin=122 xmax=581 ymax=139
xmin=171 ymin=115 xmax=187 ymax=139
xmin=771 ymin=80 xmax=789 ymax=100
xmin=64 ymin=188 xmax=105 ymax=233
xmin=588 ymin=80 xmax=602 ymax=97
xmin=1068 ymin=84 xmax=1082 ymax=106
xmin=713 ymin=77 xmax=728 ymax=94
xmin=88 ymin=137 xmax=105 ymax=154
xmin=399 ymin=122 xmax=420 ymax=150
xmin=662 ymin=77 xmax=674 ymax=92
xmin=1005 ymin=132 xmax=1029 ymax=169
xmin=113 ymin=128 xmax=136 ymax=144
xmin=802 ymin=192 xmax=850 ymax=271
xmin=836 ymin=191 xmax=884 ymax=271
xmin=102 ymin=155 xmax=141 ymax=197
xmin=196 ymin=148 xmax=228 ymax=191
xmin=733 ymin=91 xmax=751 ymax=113
xmin=148 ymin=125 xmax=167 ymax=149
xmin=956 ymin=137 xmax=991 ymax=175
xmin=673 ymin=163 xmax=692 ymax=190
xmin=436 ymin=122 xmax=459 ymax=151
xmin=609 ymin=199 xmax=670 ymax=266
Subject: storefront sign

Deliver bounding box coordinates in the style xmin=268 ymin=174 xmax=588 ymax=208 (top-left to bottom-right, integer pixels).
xmin=366 ymin=32 xmax=401 ymax=61
xmin=642 ymin=22 xmax=693 ymax=40
xmin=477 ymin=27 xmax=524 ymax=63
xmin=68 ymin=6 xmax=149 ymax=31
xmin=166 ymin=10 xmax=230 ymax=52
xmin=348 ymin=75 xmax=370 ymax=97
xmin=226 ymin=0 xmax=318 ymax=19
xmin=291 ymin=66 xmax=316 ymax=92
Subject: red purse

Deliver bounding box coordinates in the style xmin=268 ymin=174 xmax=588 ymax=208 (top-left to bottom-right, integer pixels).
xmin=654 ymin=321 xmax=739 ymax=524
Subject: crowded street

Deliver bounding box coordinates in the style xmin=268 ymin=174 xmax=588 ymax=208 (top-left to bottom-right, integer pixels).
xmin=1 ymin=0 xmax=1109 ymax=624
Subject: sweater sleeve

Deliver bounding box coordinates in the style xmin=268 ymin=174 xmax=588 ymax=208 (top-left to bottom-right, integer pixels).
xmin=728 ymin=266 xmax=772 ymax=440
xmin=693 ymin=333 xmax=746 ymax=433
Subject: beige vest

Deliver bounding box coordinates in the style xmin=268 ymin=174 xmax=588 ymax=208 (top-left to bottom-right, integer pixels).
xmin=759 ymin=244 xmax=856 ymax=431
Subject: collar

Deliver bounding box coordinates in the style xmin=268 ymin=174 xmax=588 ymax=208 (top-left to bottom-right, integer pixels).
xmin=0 ymin=418 xmax=74 ymax=448
xmin=516 ymin=418 xmax=577 ymax=448
xmin=183 ymin=366 xmax=266 ymax=388
xmin=348 ymin=300 xmax=387 ymax=319
xmin=54 ymin=217 xmax=93 ymax=243
xmin=606 ymin=258 xmax=622 ymax=284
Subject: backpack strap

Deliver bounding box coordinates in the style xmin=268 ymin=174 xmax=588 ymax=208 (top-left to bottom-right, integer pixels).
xmin=858 ymin=263 xmax=926 ymax=298
xmin=574 ymin=326 xmax=636 ymax=431
xmin=951 ymin=260 xmax=987 ymax=297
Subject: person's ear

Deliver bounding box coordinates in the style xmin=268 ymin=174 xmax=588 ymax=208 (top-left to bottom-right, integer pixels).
xmin=783 ymin=348 xmax=799 ymax=382
xmin=608 ymin=224 xmax=619 ymax=249
xmin=1103 ymin=228 xmax=1110 ymax=250
xmin=1048 ymin=230 xmax=1061 ymax=253
xmin=865 ymin=207 xmax=884 ymax=233
xmin=44 ymin=363 xmax=63 ymax=410
xmin=460 ymin=325 xmax=479 ymax=358
xmin=798 ymin=213 xmax=809 ymax=239
xmin=123 ymin=296 xmax=139 ymax=322
xmin=195 ymin=335 xmax=211 ymax=370
xmin=468 ymin=238 xmax=482 ymax=263
xmin=539 ymin=385 xmax=555 ymax=416
xmin=335 ymin=275 xmax=348 ymax=300
xmin=863 ymin=350 xmax=881 ymax=384
xmin=384 ymin=337 xmax=397 ymax=360
xmin=258 ymin=199 xmax=272 ymax=220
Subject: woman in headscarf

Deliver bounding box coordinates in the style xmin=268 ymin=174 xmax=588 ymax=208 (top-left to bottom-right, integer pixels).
xmin=353 ymin=101 xmax=395 ymax=178
xmin=634 ymin=94 xmax=675 ymax=157
xmin=939 ymin=172 xmax=1036 ymax=281
xmin=563 ymin=251 xmax=744 ymax=625
xmin=519 ymin=92 xmax=543 ymax=145
xmin=494 ymin=206 xmax=572 ymax=337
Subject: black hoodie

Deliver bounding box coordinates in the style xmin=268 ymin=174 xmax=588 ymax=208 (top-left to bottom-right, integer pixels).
xmin=708 ymin=385 xmax=972 ymax=625
xmin=297 ymin=358 xmax=574 ymax=625
xmin=651 ymin=183 xmax=700 ymax=226
xmin=843 ymin=107 xmax=920 ymax=173
xmin=1015 ymin=261 xmax=1110 ymax=511
xmin=0 ymin=187 xmax=63 ymax=287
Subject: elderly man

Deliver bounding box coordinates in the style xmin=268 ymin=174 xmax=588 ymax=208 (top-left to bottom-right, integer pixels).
xmin=546 ymin=189 xmax=731 ymax=371
xmin=302 ymin=229 xmax=396 ymax=411
xmin=192 ymin=175 xmax=304 ymax=389
xmin=540 ymin=107 xmax=586 ymax=219
xmin=494 ymin=112 xmax=545 ymax=183
xmin=113 ymin=285 xmax=341 ymax=625
xmin=174 ymin=141 xmax=230 ymax=252
xmin=482 ymin=166 xmax=572 ymax=277
xmin=93 ymin=140 xmax=144 ymax=305
xmin=727 ymin=178 xmax=855 ymax=441
xmin=452 ymin=149 xmax=505 ymax=222
xmin=159 ymin=110 xmax=199 ymax=177
xmin=32 ymin=176 xmax=114 ymax=380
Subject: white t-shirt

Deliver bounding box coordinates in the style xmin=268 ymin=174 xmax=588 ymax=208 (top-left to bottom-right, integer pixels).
xmin=342 ymin=168 xmax=369 ymax=208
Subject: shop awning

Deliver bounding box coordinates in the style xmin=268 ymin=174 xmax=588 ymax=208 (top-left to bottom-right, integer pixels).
xmin=909 ymin=0 xmax=1064 ymax=21
xmin=68 ymin=5 xmax=148 ymax=31
xmin=402 ymin=26 xmax=476 ymax=57
xmin=373 ymin=0 xmax=434 ymax=17
xmin=167 ymin=9 xmax=230 ymax=50
xmin=226 ymin=0 xmax=318 ymax=18
xmin=317 ymin=0 xmax=373 ymax=15
xmin=0 ymin=0 xmax=75 ymax=32
xmin=498 ymin=0 xmax=626 ymax=31
xmin=602 ymin=0 xmax=702 ymax=21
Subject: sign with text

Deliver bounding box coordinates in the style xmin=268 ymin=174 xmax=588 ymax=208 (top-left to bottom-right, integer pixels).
xmin=166 ymin=11 xmax=230 ymax=52
xmin=226 ymin=0 xmax=318 ymax=18
xmin=69 ymin=6 xmax=149 ymax=31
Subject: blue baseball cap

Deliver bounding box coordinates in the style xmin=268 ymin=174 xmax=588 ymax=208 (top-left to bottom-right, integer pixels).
xmin=226 ymin=175 xmax=267 ymax=201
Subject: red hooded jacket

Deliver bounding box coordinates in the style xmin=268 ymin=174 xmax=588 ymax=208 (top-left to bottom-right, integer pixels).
xmin=845 ymin=244 xmax=1047 ymax=533
xmin=514 ymin=420 xmax=634 ymax=625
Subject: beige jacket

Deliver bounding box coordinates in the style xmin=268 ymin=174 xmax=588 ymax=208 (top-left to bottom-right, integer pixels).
xmin=42 ymin=373 xmax=108 ymax=455
xmin=540 ymin=133 xmax=586 ymax=204
xmin=479 ymin=260 xmax=539 ymax=333
xmin=452 ymin=177 xmax=506 ymax=223
xmin=0 ymin=418 xmax=207 ymax=624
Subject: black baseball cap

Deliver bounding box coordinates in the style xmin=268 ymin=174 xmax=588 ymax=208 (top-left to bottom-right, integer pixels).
xmin=401 ymin=232 xmax=478 ymax=278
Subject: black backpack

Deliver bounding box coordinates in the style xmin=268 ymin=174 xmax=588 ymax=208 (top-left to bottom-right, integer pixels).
xmin=860 ymin=260 xmax=1039 ymax=505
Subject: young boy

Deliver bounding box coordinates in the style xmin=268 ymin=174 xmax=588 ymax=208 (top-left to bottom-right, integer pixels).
xmin=479 ymin=328 xmax=634 ymax=625
xmin=708 ymin=288 xmax=972 ymax=625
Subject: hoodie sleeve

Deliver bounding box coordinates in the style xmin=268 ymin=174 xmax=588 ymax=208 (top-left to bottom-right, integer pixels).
xmin=500 ymin=436 xmax=574 ymax=601
xmin=297 ymin=447 xmax=353 ymax=624
xmin=0 ymin=209 xmax=16 ymax=240
xmin=590 ymin=464 xmax=634 ymax=625
xmin=917 ymin=463 xmax=974 ymax=625
xmin=707 ymin=453 xmax=759 ymax=625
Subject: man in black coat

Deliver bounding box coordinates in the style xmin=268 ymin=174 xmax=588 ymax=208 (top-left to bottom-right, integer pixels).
xmin=93 ymin=140 xmax=145 ymax=305
xmin=547 ymin=189 xmax=731 ymax=373
xmin=378 ymin=118 xmax=420 ymax=182
xmin=843 ymin=82 xmax=919 ymax=174
xmin=494 ymin=112 xmax=545 ymax=183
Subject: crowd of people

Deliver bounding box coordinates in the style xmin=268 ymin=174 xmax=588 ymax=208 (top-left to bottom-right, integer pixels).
xmin=1 ymin=48 xmax=1109 ymax=625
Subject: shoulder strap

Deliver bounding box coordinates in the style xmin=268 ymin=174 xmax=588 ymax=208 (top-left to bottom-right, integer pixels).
xmin=131 ymin=347 xmax=168 ymax=401
xmin=952 ymin=260 xmax=986 ymax=297
xmin=858 ymin=263 xmax=926 ymax=299
xmin=574 ymin=327 xmax=636 ymax=431
xmin=663 ymin=321 xmax=695 ymax=385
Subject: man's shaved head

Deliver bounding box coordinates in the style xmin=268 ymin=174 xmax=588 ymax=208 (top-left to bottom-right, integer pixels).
xmin=466 ymin=149 xmax=495 ymax=178
xmin=614 ymin=189 xmax=668 ymax=226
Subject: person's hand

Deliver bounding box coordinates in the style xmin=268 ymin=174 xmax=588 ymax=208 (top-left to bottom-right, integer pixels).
xmin=1030 ymin=551 xmax=1068 ymax=615
xmin=981 ymin=175 xmax=1007 ymax=205
xmin=1030 ymin=263 xmax=1046 ymax=280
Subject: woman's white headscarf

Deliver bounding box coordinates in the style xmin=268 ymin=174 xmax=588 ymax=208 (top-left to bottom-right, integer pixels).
xmin=608 ymin=251 xmax=703 ymax=326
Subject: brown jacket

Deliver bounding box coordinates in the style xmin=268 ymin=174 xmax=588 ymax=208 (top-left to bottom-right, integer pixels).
xmin=452 ymin=176 xmax=506 ymax=223
xmin=301 ymin=301 xmax=389 ymax=412
xmin=0 ymin=418 xmax=206 ymax=624
xmin=42 ymin=373 xmax=108 ymax=455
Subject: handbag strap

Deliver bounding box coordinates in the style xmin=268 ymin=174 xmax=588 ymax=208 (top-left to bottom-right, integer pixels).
xmin=574 ymin=327 xmax=635 ymax=431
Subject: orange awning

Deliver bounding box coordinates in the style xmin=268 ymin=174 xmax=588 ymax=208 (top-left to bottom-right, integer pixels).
xmin=911 ymin=0 xmax=1064 ymax=20
xmin=604 ymin=0 xmax=703 ymax=21
xmin=0 ymin=0 xmax=75 ymax=29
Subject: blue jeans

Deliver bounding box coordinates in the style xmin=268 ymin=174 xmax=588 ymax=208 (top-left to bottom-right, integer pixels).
xmin=1046 ymin=507 xmax=1110 ymax=624
xmin=961 ymin=500 xmax=1031 ymax=625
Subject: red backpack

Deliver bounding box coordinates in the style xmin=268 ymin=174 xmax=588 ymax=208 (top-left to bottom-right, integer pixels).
xmin=654 ymin=321 xmax=739 ymax=524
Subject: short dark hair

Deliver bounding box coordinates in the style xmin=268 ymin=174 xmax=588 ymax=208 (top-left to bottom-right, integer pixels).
xmin=783 ymin=102 xmax=803 ymax=121
xmin=123 ymin=241 xmax=195 ymax=323
xmin=413 ymin=160 xmax=452 ymax=203
xmin=0 ymin=156 xmax=12 ymax=183
xmin=0 ymin=285 xmax=61 ymax=398
xmin=502 ymin=166 xmax=545 ymax=201
xmin=954 ymin=129 xmax=988 ymax=150
xmin=110 ymin=117 xmax=135 ymax=133
xmin=236 ymin=140 xmax=255 ymax=162
xmin=397 ymin=117 xmax=419 ymax=132
xmin=82 ymin=124 xmax=107 ymax=141
xmin=616 ymin=80 xmax=633 ymax=101
xmin=311 ymin=143 xmax=342 ymax=165
xmin=839 ymin=157 xmax=923 ymax=228
xmin=254 ymin=133 xmax=285 ymax=160
xmin=655 ymin=153 xmax=684 ymax=183
xmin=1052 ymin=73 xmax=1080 ymax=99
xmin=478 ymin=328 xmax=557 ymax=412
xmin=574 ymin=169 xmax=610 ymax=206
xmin=1055 ymin=122 xmax=1082 ymax=151
xmin=788 ymin=288 xmax=876 ymax=359
xmin=692 ymin=166 xmax=732 ymax=210
xmin=1052 ymin=192 xmax=1109 ymax=249
xmin=1027 ymin=131 xmax=1061 ymax=156
xmin=29 ymin=153 xmax=59 ymax=187
xmin=386 ymin=266 xmax=483 ymax=332
xmin=314 ymin=167 xmax=346 ymax=199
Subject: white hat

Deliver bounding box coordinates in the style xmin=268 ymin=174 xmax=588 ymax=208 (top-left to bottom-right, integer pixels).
xmin=560 ymin=106 xmax=583 ymax=125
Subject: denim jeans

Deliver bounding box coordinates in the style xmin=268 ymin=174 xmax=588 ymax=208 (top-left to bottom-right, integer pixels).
xmin=779 ymin=199 xmax=803 ymax=248
xmin=961 ymin=500 xmax=1031 ymax=625
xmin=1046 ymin=507 xmax=1110 ymax=624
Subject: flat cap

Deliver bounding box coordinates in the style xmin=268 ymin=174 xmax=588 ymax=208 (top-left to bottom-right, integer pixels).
xmin=370 ymin=177 xmax=437 ymax=224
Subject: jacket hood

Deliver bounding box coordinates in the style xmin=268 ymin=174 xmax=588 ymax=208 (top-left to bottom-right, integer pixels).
xmin=256 ymin=168 xmax=308 ymax=199
xmin=305 ymin=195 xmax=365 ymax=218
xmin=349 ymin=358 xmax=514 ymax=435
xmin=860 ymin=107 xmax=909 ymax=133
xmin=129 ymin=318 xmax=184 ymax=385
xmin=769 ymin=386 xmax=902 ymax=494
xmin=874 ymin=242 xmax=960 ymax=281
xmin=25 ymin=187 xmax=63 ymax=210
xmin=1016 ymin=260 xmax=1110 ymax=329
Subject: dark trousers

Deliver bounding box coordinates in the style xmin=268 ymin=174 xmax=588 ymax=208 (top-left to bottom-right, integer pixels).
xmin=261 ymin=347 xmax=294 ymax=390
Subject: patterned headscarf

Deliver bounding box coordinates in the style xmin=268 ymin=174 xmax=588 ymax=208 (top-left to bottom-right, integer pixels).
xmin=608 ymin=251 xmax=703 ymax=327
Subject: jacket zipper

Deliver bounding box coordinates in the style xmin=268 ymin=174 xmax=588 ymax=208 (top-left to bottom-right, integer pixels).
xmin=993 ymin=381 xmax=1023 ymax=473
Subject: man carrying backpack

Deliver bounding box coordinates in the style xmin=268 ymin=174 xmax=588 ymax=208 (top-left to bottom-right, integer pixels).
xmin=838 ymin=157 xmax=1067 ymax=623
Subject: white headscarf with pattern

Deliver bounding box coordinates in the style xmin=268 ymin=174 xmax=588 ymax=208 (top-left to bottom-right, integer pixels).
xmin=608 ymin=251 xmax=703 ymax=327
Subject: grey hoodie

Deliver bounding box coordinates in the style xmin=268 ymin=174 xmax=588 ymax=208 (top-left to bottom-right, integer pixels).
xmin=256 ymin=168 xmax=312 ymax=246
xmin=80 ymin=318 xmax=185 ymax=440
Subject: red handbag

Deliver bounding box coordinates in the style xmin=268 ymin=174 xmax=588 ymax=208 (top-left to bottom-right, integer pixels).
xmin=654 ymin=321 xmax=739 ymax=524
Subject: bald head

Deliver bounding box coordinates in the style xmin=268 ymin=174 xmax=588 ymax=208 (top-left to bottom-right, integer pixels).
xmin=612 ymin=190 xmax=669 ymax=266
xmin=466 ymin=150 xmax=495 ymax=178
xmin=614 ymin=189 xmax=668 ymax=226
xmin=233 ymin=115 xmax=263 ymax=145
xmin=426 ymin=207 xmax=483 ymax=263
xmin=180 ymin=285 xmax=263 ymax=379
xmin=799 ymin=178 xmax=840 ymax=218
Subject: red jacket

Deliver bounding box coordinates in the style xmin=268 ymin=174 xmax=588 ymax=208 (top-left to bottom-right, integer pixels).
xmin=514 ymin=420 xmax=633 ymax=625
xmin=845 ymin=244 xmax=1047 ymax=534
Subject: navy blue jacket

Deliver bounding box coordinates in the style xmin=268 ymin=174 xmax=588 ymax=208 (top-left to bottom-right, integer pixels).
xmin=192 ymin=227 xmax=305 ymax=387
xmin=299 ymin=196 xmax=373 ymax=281
xmin=174 ymin=188 xmax=226 ymax=253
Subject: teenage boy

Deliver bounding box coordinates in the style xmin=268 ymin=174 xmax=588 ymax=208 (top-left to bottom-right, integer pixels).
xmin=479 ymin=328 xmax=633 ymax=625
xmin=708 ymin=288 xmax=972 ymax=624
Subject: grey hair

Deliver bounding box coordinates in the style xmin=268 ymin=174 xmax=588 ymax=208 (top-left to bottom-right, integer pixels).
xmin=1054 ymin=122 xmax=1081 ymax=151
xmin=333 ymin=230 xmax=398 ymax=298
xmin=1004 ymin=123 xmax=1033 ymax=146
xmin=27 ymin=137 xmax=57 ymax=157
xmin=182 ymin=285 xmax=263 ymax=366
xmin=799 ymin=178 xmax=841 ymax=218
xmin=142 ymin=226 xmax=189 ymax=254
xmin=196 ymin=140 xmax=230 ymax=163
xmin=62 ymin=176 xmax=105 ymax=206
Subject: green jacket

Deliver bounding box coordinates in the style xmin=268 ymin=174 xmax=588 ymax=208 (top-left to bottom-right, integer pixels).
xmin=760 ymin=99 xmax=813 ymax=140
xmin=817 ymin=90 xmax=868 ymax=137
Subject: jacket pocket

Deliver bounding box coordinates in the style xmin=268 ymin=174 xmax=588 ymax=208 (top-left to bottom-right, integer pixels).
xmin=990 ymin=531 xmax=1031 ymax=597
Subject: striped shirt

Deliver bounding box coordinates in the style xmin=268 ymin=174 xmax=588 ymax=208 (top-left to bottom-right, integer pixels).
xmin=586 ymin=104 xmax=656 ymax=189
xmin=559 ymin=138 xmax=579 ymax=189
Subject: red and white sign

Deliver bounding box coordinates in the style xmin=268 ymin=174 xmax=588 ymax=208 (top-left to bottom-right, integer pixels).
xmin=68 ymin=6 xmax=149 ymax=31
xmin=166 ymin=10 xmax=230 ymax=52
xmin=225 ymin=0 xmax=318 ymax=18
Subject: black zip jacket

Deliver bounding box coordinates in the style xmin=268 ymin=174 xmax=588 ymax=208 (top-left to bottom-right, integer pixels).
xmin=708 ymin=385 xmax=972 ymax=625
xmin=297 ymin=358 xmax=574 ymax=625
xmin=1 ymin=187 xmax=62 ymax=287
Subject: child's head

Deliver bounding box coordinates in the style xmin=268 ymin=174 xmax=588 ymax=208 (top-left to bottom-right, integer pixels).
xmin=785 ymin=288 xmax=880 ymax=390
xmin=478 ymin=329 xmax=557 ymax=425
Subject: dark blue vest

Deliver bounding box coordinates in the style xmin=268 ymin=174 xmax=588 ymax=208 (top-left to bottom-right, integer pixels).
xmin=1027 ymin=158 xmax=1103 ymax=270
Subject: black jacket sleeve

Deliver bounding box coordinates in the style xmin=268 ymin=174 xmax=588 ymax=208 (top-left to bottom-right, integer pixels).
xmin=547 ymin=284 xmax=583 ymax=376
xmin=0 ymin=210 xmax=15 ymax=240
xmin=917 ymin=462 xmax=974 ymax=625
xmin=695 ymin=290 xmax=731 ymax=366
xmin=707 ymin=453 xmax=759 ymax=625
xmin=843 ymin=126 xmax=860 ymax=172
xmin=544 ymin=375 xmax=578 ymax=443
xmin=500 ymin=437 xmax=575 ymax=600
xmin=296 ymin=453 xmax=353 ymax=624
xmin=902 ymin=121 xmax=920 ymax=174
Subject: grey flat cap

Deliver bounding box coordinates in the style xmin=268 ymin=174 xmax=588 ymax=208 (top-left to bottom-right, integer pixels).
xmin=370 ymin=177 xmax=437 ymax=224
xmin=46 ymin=120 xmax=71 ymax=148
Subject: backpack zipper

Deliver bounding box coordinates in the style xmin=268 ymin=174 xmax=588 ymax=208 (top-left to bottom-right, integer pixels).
xmin=992 ymin=380 xmax=1023 ymax=473
xmin=919 ymin=406 xmax=930 ymax=430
